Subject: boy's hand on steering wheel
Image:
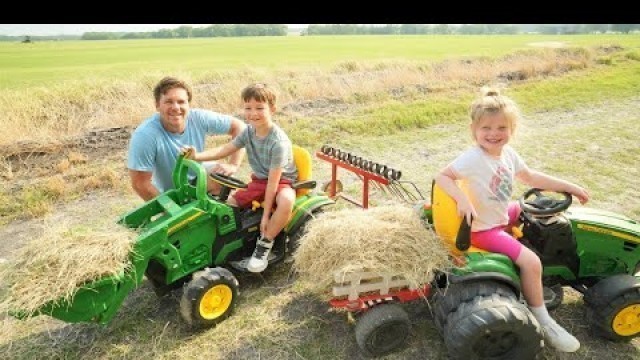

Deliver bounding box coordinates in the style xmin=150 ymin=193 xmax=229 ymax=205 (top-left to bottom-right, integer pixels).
xmin=180 ymin=146 xmax=196 ymax=160
xmin=211 ymin=163 xmax=238 ymax=177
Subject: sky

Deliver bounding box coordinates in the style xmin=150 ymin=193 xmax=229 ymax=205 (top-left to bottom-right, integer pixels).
xmin=0 ymin=24 xmax=309 ymax=36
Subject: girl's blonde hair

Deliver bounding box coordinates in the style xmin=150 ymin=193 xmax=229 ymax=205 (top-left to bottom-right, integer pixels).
xmin=469 ymin=86 xmax=520 ymax=137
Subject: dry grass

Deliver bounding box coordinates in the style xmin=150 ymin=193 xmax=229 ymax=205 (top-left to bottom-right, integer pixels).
xmin=0 ymin=47 xmax=601 ymax=146
xmin=293 ymin=203 xmax=453 ymax=296
xmin=0 ymin=218 xmax=137 ymax=316
xmin=0 ymin=98 xmax=638 ymax=360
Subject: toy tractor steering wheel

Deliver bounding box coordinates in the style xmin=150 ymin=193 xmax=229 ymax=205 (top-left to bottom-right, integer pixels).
xmin=519 ymin=188 xmax=572 ymax=216
xmin=209 ymin=173 xmax=248 ymax=202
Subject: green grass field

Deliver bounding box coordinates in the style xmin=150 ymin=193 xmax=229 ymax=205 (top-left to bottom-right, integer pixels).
xmin=2 ymin=34 xmax=640 ymax=90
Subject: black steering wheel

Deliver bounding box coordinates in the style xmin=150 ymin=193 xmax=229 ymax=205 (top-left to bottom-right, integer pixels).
xmin=519 ymin=188 xmax=572 ymax=216
xmin=209 ymin=173 xmax=248 ymax=202
xmin=209 ymin=173 xmax=248 ymax=189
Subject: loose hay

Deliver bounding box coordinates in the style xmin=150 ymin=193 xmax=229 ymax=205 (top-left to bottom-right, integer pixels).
xmin=292 ymin=203 xmax=453 ymax=298
xmin=0 ymin=218 xmax=137 ymax=317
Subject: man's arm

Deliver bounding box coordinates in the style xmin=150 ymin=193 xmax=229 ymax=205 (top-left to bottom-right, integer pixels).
xmin=129 ymin=169 xmax=159 ymax=201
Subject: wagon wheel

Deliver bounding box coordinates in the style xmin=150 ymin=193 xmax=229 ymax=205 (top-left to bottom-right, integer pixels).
xmin=355 ymin=303 xmax=411 ymax=358
xmin=321 ymin=180 xmax=343 ymax=195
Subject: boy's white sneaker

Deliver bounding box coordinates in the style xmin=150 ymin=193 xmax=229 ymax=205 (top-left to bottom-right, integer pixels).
xmin=247 ymin=237 xmax=273 ymax=273
xmin=541 ymin=320 xmax=580 ymax=352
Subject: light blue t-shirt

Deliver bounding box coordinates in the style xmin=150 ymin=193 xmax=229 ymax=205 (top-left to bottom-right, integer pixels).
xmin=127 ymin=109 xmax=233 ymax=192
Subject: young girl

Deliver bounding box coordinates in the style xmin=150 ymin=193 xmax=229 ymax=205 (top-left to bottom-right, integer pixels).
xmin=435 ymin=87 xmax=589 ymax=353
xmin=182 ymin=83 xmax=298 ymax=273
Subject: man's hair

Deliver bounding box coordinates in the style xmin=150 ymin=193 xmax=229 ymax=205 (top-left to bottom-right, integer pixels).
xmin=153 ymin=76 xmax=193 ymax=103
xmin=241 ymin=83 xmax=277 ymax=107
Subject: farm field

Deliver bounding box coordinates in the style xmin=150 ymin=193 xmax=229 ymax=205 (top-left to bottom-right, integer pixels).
xmin=1 ymin=34 xmax=640 ymax=359
xmin=2 ymin=34 xmax=640 ymax=90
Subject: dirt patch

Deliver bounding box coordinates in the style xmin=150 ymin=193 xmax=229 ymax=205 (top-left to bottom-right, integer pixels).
xmin=1 ymin=127 xmax=132 ymax=186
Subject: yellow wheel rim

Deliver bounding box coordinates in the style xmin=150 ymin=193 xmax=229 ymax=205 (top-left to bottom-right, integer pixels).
xmin=612 ymin=304 xmax=640 ymax=336
xmin=199 ymin=284 xmax=233 ymax=320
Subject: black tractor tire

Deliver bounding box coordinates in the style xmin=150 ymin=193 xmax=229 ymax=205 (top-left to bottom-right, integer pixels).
xmin=287 ymin=209 xmax=324 ymax=255
xmin=443 ymin=293 xmax=543 ymax=360
xmin=432 ymin=280 xmax=517 ymax=335
xmin=543 ymin=284 xmax=564 ymax=311
xmin=179 ymin=267 xmax=239 ymax=328
xmin=587 ymin=288 xmax=640 ymax=341
xmin=355 ymin=303 xmax=411 ymax=358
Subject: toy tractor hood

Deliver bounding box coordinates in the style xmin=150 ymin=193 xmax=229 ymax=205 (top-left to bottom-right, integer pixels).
xmin=566 ymin=207 xmax=640 ymax=244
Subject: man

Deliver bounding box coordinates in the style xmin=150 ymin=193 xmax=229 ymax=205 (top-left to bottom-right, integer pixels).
xmin=127 ymin=76 xmax=246 ymax=201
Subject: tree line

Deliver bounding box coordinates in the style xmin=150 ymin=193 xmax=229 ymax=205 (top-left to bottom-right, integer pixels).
xmin=4 ymin=24 xmax=639 ymax=42
xmin=81 ymin=24 xmax=287 ymax=40
xmin=303 ymin=24 xmax=640 ymax=35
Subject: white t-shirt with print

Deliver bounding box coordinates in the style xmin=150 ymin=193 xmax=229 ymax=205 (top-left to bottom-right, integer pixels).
xmin=449 ymin=144 xmax=527 ymax=232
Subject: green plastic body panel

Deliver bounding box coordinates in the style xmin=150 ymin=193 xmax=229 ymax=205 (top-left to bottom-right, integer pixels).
xmin=567 ymin=207 xmax=640 ymax=277
xmin=423 ymin=204 xmax=640 ymax=285
xmin=453 ymin=252 xmax=520 ymax=282
xmin=286 ymin=192 xmax=334 ymax=233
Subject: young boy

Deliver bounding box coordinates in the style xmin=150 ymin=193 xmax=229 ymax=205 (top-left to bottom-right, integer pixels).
xmin=182 ymin=83 xmax=298 ymax=273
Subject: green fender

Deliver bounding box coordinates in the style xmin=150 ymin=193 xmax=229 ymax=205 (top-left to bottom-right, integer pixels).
xmin=450 ymin=252 xmax=522 ymax=293
xmin=285 ymin=193 xmax=334 ymax=235
xmin=584 ymin=274 xmax=640 ymax=308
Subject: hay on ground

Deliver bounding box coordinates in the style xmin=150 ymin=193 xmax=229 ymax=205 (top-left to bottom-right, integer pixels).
xmin=0 ymin=219 xmax=137 ymax=316
xmin=293 ymin=203 xmax=453 ymax=298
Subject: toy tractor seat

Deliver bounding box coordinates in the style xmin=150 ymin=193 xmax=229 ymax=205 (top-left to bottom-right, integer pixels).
xmin=430 ymin=180 xmax=486 ymax=256
xmin=245 ymin=145 xmax=317 ymax=210
xmin=291 ymin=145 xmax=316 ymax=197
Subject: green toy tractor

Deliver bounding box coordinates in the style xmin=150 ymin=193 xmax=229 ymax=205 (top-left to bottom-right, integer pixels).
xmin=11 ymin=147 xmax=333 ymax=328
xmin=423 ymin=182 xmax=640 ymax=359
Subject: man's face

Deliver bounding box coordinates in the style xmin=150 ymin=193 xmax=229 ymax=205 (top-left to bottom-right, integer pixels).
xmin=156 ymin=87 xmax=190 ymax=134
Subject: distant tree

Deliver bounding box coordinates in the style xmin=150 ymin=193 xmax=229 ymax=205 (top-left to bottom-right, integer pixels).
xmin=610 ymin=24 xmax=638 ymax=33
xmin=584 ymin=24 xmax=609 ymax=33
xmin=81 ymin=32 xmax=119 ymax=40
xmin=22 ymin=36 xmax=32 ymax=43
xmin=433 ymin=24 xmax=452 ymax=34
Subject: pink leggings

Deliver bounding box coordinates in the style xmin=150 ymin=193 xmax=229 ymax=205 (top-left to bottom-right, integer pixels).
xmin=470 ymin=202 xmax=523 ymax=261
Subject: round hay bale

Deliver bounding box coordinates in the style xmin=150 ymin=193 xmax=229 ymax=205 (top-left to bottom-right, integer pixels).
xmin=292 ymin=203 xmax=453 ymax=298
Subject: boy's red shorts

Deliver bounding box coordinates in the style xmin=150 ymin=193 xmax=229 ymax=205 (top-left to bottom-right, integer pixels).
xmin=232 ymin=175 xmax=293 ymax=208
